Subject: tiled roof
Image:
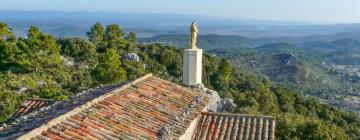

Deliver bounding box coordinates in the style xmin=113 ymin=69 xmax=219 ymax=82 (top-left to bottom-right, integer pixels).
xmin=192 ymin=112 xmax=276 ymax=140
xmin=1 ymin=83 xmax=123 ymax=139
xmin=10 ymin=99 xmax=55 ymax=120
xmin=17 ymin=74 xmax=208 ymax=140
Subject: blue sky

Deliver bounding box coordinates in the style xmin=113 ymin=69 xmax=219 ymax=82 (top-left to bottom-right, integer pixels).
xmin=2 ymin=0 xmax=360 ymax=23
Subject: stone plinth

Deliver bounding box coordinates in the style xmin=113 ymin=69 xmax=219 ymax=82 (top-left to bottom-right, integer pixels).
xmin=183 ymin=48 xmax=202 ymax=86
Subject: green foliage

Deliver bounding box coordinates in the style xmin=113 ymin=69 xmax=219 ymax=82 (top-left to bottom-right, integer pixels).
xmin=0 ymin=22 xmax=359 ymax=139
xmin=16 ymin=26 xmax=62 ymax=73
xmin=0 ymin=23 xmax=16 ymax=42
xmin=211 ymin=58 xmax=231 ymax=91
xmin=39 ymin=82 xmax=68 ymax=100
xmin=102 ymin=24 xmax=127 ymax=53
xmin=91 ymin=49 xmax=127 ymax=84
xmin=0 ymin=91 xmax=22 ymax=122
xmin=87 ymin=22 xmax=104 ymax=46
xmin=157 ymin=47 xmax=182 ymax=78
xmin=125 ymin=32 xmax=137 ymax=52
xmin=276 ymin=113 xmax=349 ymax=140
xmin=67 ymin=67 xmax=94 ymax=93
xmin=271 ymin=87 xmax=360 ymax=139
xmin=123 ymin=61 xmax=145 ymax=80
xmin=58 ymin=37 xmax=97 ymax=66
xmin=0 ymin=73 xmax=25 ymax=122
xmin=0 ymin=40 xmax=20 ymax=71
xmin=0 ymin=23 xmax=20 ymax=71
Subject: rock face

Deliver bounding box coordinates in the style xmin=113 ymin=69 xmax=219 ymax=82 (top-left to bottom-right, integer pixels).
xmin=190 ymin=83 xmax=237 ymax=112
xmin=124 ymin=53 xmax=140 ymax=62
xmin=219 ymin=98 xmax=237 ymax=112
xmin=206 ymin=89 xmax=221 ymax=112
xmin=60 ymin=55 xmax=75 ymax=66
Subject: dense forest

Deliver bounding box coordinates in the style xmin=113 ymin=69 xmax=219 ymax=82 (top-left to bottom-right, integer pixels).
xmin=0 ymin=22 xmax=359 ymax=139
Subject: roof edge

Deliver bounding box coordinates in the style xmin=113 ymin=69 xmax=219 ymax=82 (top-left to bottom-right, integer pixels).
xmin=17 ymin=74 xmax=153 ymax=140
xmin=23 ymin=98 xmax=55 ymax=101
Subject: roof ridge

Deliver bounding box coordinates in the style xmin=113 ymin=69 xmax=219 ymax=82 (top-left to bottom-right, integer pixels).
xmin=17 ymin=74 xmax=153 ymax=140
xmin=151 ymin=76 xmax=203 ymax=95
xmin=201 ymin=112 xmax=275 ymax=119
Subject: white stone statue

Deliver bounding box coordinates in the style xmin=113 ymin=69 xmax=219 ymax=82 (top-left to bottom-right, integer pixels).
xmin=190 ymin=21 xmax=198 ymax=49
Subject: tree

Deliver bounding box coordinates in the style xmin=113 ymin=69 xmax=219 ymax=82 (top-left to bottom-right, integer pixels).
xmin=0 ymin=22 xmax=16 ymax=42
xmin=16 ymin=26 xmax=62 ymax=73
xmin=91 ymin=49 xmax=127 ymax=84
xmin=58 ymin=37 xmax=97 ymax=67
xmin=158 ymin=48 xmax=182 ymax=78
xmin=125 ymin=32 xmax=137 ymax=52
xmin=103 ymin=24 xmax=127 ymax=53
xmin=0 ymin=23 xmax=19 ymax=71
xmin=39 ymin=82 xmax=68 ymax=100
xmin=0 ymin=73 xmax=24 ymax=122
xmin=272 ymin=87 xmax=297 ymax=113
xmin=211 ymin=58 xmax=231 ymax=91
xmin=87 ymin=22 xmax=104 ymax=47
xmin=0 ymin=40 xmax=19 ymax=71
xmin=123 ymin=61 xmax=145 ymax=80
xmin=0 ymin=91 xmax=22 ymax=122
xmin=276 ymin=113 xmax=349 ymax=140
xmin=125 ymin=32 xmax=136 ymax=46
xmin=0 ymin=22 xmax=10 ymax=35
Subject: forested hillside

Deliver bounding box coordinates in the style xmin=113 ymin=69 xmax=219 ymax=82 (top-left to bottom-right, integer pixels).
xmin=145 ymin=34 xmax=360 ymax=115
xmin=0 ymin=22 xmax=360 ymax=139
xmin=210 ymin=42 xmax=360 ymax=115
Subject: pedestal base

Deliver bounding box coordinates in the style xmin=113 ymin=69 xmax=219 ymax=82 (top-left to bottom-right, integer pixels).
xmin=183 ymin=48 xmax=202 ymax=86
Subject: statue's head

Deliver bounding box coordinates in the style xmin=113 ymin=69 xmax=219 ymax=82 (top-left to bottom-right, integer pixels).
xmin=191 ymin=21 xmax=198 ymax=31
xmin=192 ymin=21 xmax=197 ymax=26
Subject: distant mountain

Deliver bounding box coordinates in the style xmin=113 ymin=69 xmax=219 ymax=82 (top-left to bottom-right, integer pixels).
xmin=2 ymin=11 xmax=360 ymax=38
xmin=301 ymin=38 xmax=360 ymax=65
xmin=140 ymin=34 xmax=255 ymax=50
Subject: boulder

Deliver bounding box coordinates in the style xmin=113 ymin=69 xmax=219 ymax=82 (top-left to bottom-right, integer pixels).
xmin=188 ymin=83 xmax=237 ymax=113
xmin=218 ymin=98 xmax=237 ymax=112
xmin=124 ymin=53 xmax=140 ymax=62
xmin=206 ymin=90 xmax=221 ymax=112
xmin=190 ymin=83 xmax=207 ymax=92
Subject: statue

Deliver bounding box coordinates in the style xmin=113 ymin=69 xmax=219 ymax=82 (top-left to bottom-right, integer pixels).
xmin=190 ymin=21 xmax=198 ymax=49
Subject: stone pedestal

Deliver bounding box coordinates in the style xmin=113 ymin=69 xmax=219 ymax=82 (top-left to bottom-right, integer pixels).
xmin=183 ymin=48 xmax=202 ymax=86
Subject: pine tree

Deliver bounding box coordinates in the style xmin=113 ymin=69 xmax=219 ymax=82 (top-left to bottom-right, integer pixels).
xmin=87 ymin=22 xmax=104 ymax=47
xmin=103 ymin=24 xmax=127 ymax=53
xmin=91 ymin=49 xmax=127 ymax=84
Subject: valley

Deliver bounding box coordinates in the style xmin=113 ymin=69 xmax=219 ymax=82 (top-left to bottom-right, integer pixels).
xmin=144 ymin=34 xmax=360 ymax=115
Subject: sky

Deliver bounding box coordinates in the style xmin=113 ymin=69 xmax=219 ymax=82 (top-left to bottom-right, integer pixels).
xmin=2 ymin=0 xmax=360 ymax=23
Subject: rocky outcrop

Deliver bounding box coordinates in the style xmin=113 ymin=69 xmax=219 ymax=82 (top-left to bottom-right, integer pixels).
xmin=189 ymin=83 xmax=237 ymax=113
xmin=219 ymin=98 xmax=237 ymax=112
xmin=123 ymin=53 xmax=140 ymax=62
xmin=60 ymin=55 xmax=75 ymax=66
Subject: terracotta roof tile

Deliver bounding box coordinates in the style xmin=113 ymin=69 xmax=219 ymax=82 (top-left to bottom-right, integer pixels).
xmin=10 ymin=99 xmax=55 ymax=119
xmin=192 ymin=112 xmax=276 ymax=140
xmin=15 ymin=75 xmax=208 ymax=140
